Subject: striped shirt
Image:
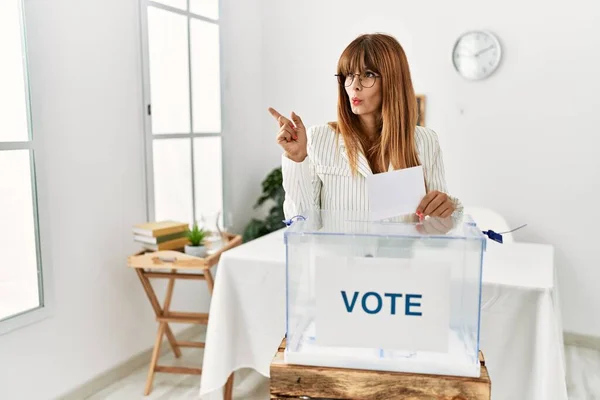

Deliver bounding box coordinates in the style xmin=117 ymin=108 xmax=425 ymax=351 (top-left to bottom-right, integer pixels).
xmin=281 ymin=124 xmax=463 ymax=220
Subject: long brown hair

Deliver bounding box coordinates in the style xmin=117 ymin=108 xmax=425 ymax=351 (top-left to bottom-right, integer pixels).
xmin=329 ymin=33 xmax=420 ymax=174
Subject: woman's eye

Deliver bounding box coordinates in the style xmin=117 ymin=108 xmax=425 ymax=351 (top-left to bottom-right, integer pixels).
xmin=365 ymin=71 xmax=376 ymax=78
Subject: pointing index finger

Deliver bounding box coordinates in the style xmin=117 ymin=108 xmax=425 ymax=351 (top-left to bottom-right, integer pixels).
xmin=269 ymin=107 xmax=291 ymax=127
xmin=268 ymin=107 xmax=282 ymax=120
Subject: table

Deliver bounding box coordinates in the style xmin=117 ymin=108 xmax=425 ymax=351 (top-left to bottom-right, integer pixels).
xmin=127 ymin=232 xmax=242 ymax=396
xmin=199 ymin=229 xmax=568 ymax=400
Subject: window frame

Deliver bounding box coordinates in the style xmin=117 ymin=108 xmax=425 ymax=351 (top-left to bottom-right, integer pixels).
xmin=0 ymin=0 xmax=54 ymax=336
xmin=139 ymin=0 xmax=227 ymax=226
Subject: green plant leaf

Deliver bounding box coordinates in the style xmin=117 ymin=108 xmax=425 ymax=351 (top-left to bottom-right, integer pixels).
xmin=244 ymin=167 xmax=285 ymax=243
xmin=254 ymin=167 xmax=283 ymax=208
xmin=186 ymin=223 xmax=208 ymax=246
xmin=243 ymin=219 xmax=270 ymax=242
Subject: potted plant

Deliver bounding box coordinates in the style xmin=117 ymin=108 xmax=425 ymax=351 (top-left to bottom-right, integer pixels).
xmin=184 ymin=223 xmax=208 ymax=257
xmin=243 ymin=167 xmax=285 ymax=242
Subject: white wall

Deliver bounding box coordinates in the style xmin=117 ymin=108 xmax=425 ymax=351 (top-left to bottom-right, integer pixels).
xmin=251 ymin=0 xmax=600 ymax=336
xmin=0 ymin=0 xmax=209 ymax=398
xmin=220 ymin=0 xmax=265 ymax=233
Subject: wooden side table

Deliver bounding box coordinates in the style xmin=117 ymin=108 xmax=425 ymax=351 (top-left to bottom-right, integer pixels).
xmin=270 ymin=339 xmax=491 ymax=400
xmin=127 ymin=232 xmax=242 ymax=396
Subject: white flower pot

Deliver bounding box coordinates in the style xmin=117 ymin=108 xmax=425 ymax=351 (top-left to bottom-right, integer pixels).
xmin=184 ymin=244 xmax=207 ymax=258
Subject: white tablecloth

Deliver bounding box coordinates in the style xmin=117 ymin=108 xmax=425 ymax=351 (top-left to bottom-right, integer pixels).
xmin=200 ymin=229 xmax=567 ymax=400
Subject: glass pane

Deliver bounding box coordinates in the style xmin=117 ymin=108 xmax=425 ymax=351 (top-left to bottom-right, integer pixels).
xmin=153 ymin=139 xmax=193 ymax=224
xmin=191 ymin=19 xmax=221 ymax=133
xmin=193 ymin=137 xmax=223 ymax=224
xmin=0 ymin=0 xmax=29 ymax=142
xmin=0 ymin=150 xmax=40 ymax=321
xmin=152 ymin=0 xmax=186 ymax=11
xmin=190 ymin=0 xmax=219 ymax=20
xmin=147 ymin=6 xmax=190 ymax=134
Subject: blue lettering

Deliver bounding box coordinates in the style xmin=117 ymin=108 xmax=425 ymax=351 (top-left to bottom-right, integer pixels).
xmin=341 ymin=291 xmax=423 ymax=315
xmin=341 ymin=291 xmax=359 ymax=313
xmin=361 ymin=292 xmax=383 ymax=314
xmin=405 ymin=294 xmax=423 ymax=316
xmin=384 ymin=293 xmax=403 ymax=315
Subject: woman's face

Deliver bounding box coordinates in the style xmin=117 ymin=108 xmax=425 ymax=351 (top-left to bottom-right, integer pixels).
xmin=344 ymin=70 xmax=382 ymax=117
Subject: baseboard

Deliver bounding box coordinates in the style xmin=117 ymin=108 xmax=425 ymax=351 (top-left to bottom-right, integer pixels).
xmin=564 ymin=331 xmax=600 ymax=351
xmin=58 ymin=325 xmax=206 ymax=400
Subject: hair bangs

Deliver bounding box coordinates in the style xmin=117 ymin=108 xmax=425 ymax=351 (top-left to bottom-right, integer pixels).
xmin=338 ymin=40 xmax=379 ymax=75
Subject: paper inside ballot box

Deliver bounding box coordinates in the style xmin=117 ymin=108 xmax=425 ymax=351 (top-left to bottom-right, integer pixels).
xmin=315 ymin=255 xmax=451 ymax=352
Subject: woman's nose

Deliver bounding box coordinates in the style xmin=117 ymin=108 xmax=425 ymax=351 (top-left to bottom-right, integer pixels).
xmin=351 ymin=77 xmax=362 ymax=91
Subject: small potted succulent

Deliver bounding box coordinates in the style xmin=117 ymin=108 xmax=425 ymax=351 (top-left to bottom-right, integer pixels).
xmin=184 ymin=223 xmax=208 ymax=257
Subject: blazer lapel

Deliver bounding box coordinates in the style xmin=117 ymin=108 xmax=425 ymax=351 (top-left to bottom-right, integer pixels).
xmin=337 ymin=134 xmax=372 ymax=178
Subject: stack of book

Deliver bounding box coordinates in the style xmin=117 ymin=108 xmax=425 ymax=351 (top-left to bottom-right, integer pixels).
xmin=132 ymin=220 xmax=190 ymax=251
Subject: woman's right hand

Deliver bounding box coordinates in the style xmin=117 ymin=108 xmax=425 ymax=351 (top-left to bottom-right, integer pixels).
xmin=268 ymin=107 xmax=307 ymax=163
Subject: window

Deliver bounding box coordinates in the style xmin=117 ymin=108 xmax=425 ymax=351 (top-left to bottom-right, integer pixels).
xmin=140 ymin=0 xmax=224 ymax=226
xmin=0 ymin=0 xmax=45 ymax=329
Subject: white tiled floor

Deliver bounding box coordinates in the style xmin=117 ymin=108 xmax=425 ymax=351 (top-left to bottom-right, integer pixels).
xmin=86 ymin=335 xmax=269 ymax=400
xmin=87 ymin=341 xmax=600 ymax=399
xmin=565 ymin=345 xmax=600 ymax=400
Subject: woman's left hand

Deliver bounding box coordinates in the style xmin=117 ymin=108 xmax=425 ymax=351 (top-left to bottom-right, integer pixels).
xmin=417 ymin=190 xmax=455 ymax=218
xmin=416 ymin=216 xmax=455 ymax=235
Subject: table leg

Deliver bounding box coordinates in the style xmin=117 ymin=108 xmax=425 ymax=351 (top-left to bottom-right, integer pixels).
xmin=163 ymin=272 xmax=182 ymax=358
xmin=136 ymin=269 xmax=182 ymax=358
xmin=224 ymin=372 xmax=235 ymax=400
xmin=165 ymin=325 xmax=182 ymax=358
xmin=144 ymin=321 xmax=166 ymax=395
xmin=205 ymin=269 xmax=215 ymax=295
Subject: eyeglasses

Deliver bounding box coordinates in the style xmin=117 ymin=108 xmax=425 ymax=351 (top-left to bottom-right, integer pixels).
xmin=334 ymin=72 xmax=380 ymax=88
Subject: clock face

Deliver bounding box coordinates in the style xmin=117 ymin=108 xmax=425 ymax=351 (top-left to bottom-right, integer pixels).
xmin=452 ymin=30 xmax=502 ymax=80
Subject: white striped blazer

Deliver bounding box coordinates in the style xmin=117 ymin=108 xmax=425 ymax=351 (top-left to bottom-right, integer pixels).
xmin=281 ymin=124 xmax=462 ymax=220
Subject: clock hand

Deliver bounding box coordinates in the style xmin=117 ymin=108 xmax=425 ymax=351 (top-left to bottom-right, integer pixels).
xmin=475 ymin=45 xmax=494 ymax=57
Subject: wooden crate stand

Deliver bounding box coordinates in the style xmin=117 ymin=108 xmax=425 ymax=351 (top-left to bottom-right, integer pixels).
xmin=270 ymin=339 xmax=491 ymax=400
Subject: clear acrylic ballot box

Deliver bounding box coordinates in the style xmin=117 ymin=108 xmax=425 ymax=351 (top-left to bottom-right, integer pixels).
xmin=283 ymin=210 xmax=486 ymax=378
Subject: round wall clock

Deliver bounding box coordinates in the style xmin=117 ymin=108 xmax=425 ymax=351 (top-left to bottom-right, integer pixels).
xmin=452 ymin=30 xmax=502 ymax=80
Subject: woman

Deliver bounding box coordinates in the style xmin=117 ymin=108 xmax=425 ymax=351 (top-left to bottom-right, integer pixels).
xmin=269 ymin=33 xmax=462 ymax=224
